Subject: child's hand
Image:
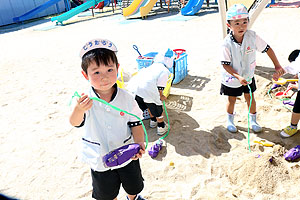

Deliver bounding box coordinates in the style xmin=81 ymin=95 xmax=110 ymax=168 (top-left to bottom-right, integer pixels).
xmin=76 ymin=93 xmax=93 ymax=112
xmin=132 ymin=142 xmax=145 ymax=160
xmin=272 ymin=72 xmax=280 ymax=81
xmin=275 ymin=65 xmax=285 ymax=76
xmin=237 ymin=75 xmax=248 ymax=85
xmin=273 ymin=66 xmax=285 ymax=81
xmin=160 ymin=94 xmax=167 ymax=101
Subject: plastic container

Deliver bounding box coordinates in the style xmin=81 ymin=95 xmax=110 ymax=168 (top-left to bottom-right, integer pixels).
xmin=136 ymin=52 xmax=158 ymax=70
xmin=136 ymin=49 xmax=188 ymax=84
xmin=171 ymin=49 xmax=188 ymax=84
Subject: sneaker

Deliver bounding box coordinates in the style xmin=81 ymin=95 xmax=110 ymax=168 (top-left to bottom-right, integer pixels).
xmin=149 ymin=120 xmax=157 ymax=128
xmin=280 ymin=125 xmax=298 ymax=138
xmin=126 ymin=194 xmax=146 ymax=200
xmin=157 ymin=123 xmax=169 ymax=136
xmin=136 ymin=195 xmax=146 ymax=200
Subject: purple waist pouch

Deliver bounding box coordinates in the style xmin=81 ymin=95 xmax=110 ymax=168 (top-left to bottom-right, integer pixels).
xmin=284 ymin=145 xmax=300 ymax=162
xmin=103 ymin=143 xmax=140 ymax=168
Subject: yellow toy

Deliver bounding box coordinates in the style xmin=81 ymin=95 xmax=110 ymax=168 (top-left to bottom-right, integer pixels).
xmin=272 ymin=77 xmax=298 ymax=85
xmin=254 ymin=140 xmax=274 ymax=147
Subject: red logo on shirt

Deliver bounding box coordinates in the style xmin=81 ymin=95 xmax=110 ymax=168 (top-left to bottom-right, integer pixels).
xmin=247 ymin=46 xmax=250 ymax=50
xmin=120 ymin=112 xmax=124 ymax=116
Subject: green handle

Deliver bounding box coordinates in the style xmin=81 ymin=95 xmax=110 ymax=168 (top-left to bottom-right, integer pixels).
xmin=71 ymin=91 xmax=149 ymax=149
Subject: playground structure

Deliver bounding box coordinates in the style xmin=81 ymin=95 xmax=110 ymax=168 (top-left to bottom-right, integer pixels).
xmin=181 ymin=0 xmax=205 ymax=15
xmin=51 ymin=0 xmax=110 ymax=25
xmin=218 ymin=0 xmax=271 ymax=38
xmin=123 ymin=0 xmax=149 ymax=17
xmin=122 ymin=0 xmax=221 ymax=18
xmin=13 ymin=0 xmax=70 ymax=23
xmin=10 ymin=0 xmax=273 ymax=25
xmin=123 ymin=0 xmax=181 ymax=18
xmin=181 ymin=0 xmax=217 ymax=16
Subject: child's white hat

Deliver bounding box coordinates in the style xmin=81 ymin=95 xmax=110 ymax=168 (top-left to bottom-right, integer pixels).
xmin=226 ymin=4 xmax=249 ymax=21
xmin=80 ymin=38 xmax=118 ymax=58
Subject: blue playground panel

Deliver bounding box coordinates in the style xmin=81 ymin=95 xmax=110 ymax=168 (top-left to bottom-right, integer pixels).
xmin=13 ymin=0 xmax=66 ymax=23
xmin=181 ymin=0 xmax=204 ymax=16
xmin=51 ymin=0 xmax=103 ymax=25
xmin=136 ymin=51 xmax=188 ymax=84
xmin=181 ymin=0 xmax=218 ymax=16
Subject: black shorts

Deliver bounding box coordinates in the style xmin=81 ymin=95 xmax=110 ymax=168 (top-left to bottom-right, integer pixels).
xmin=220 ymin=77 xmax=257 ymax=97
xmin=293 ymin=91 xmax=300 ymax=113
xmin=135 ymin=95 xmax=163 ymax=117
xmin=91 ymin=160 xmax=144 ymax=200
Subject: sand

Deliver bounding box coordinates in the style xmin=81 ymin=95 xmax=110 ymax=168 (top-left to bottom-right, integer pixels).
xmin=0 ymin=4 xmax=300 ymax=200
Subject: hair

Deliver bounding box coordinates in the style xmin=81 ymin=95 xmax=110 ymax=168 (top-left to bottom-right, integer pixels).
xmin=227 ymin=17 xmax=249 ymax=25
xmin=288 ymin=49 xmax=300 ymax=62
xmin=81 ymin=48 xmax=118 ymax=74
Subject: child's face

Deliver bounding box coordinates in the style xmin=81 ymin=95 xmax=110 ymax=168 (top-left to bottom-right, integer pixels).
xmin=84 ymin=60 xmax=118 ymax=93
xmin=227 ymin=18 xmax=248 ymax=39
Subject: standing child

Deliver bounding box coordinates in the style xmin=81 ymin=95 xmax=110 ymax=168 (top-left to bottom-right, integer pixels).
xmin=220 ymin=4 xmax=285 ymax=133
xmin=69 ymin=39 xmax=146 ymax=200
xmin=127 ymin=49 xmax=174 ymax=136
xmin=280 ymin=49 xmax=300 ymax=137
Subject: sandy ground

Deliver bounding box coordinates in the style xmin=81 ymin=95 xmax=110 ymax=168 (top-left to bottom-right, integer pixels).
xmin=1 ymin=4 xmax=300 ymax=200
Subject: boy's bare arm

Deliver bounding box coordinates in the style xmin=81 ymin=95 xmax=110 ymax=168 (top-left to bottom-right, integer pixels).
xmin=266 ymin=47 xmax=285 ymax=80
xmin=223 ymin=64 xmax=248 ymax=85
xmin=131 ymin=125 xmax=145 ymax=159
xmin=159 ymin=90 xmax=167 ymax=101
xmin=69 ymin=94 xmax=93 ymax=126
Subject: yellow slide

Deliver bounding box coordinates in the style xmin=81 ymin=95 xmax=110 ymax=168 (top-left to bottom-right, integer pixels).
xmin=227 ymin=0 xmax=254 ymax=10
xmin=123 ymin=0 xmax=148 ymax=17
xmin=140 ymin=0 xmax=158 ymax=18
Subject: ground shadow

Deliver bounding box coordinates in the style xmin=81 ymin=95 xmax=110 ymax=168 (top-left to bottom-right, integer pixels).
xmin=193 ymin=4 xmax=219 ymax=16
xmin=252 ymin=126 xmax=300 ymax=150
xmin=0 ymin=8 xmax=122 ymax=33
xmin=171 ymin=74 xmax=210 ymax=91
xmin=0 ymin=18 xmax=51 ymax=34
xmin=60 ymin=9 xmax=122 ymax=26
xmin=256 ymin=65 xmax=294 ymax=80
xmin=146 ymin=107 xmax=246 ymax=159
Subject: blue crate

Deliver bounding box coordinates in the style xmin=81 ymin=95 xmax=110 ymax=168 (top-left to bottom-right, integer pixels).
xmin=136 ymin=52 xmax=158 ymax=70
xmin=170 ymin=52 xmax=188 ymax=84
xmin=136 ymin=51 xmax=188 ymax=84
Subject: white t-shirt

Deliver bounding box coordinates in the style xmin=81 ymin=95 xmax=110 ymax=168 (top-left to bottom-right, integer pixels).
xmin=220 ymin=30 xmax=269 ymax=88
xmin=127 ymin=63 xmax=170 ymax=105
xmin=80 ymin=86 xmax=143 ymax=172
xmin=283 ymin=56 xmax=300 ymax=90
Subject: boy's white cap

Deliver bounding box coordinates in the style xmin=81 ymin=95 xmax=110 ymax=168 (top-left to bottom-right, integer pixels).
xmin=226 ymin=4 xmax=249 ymax=21
xmin=80 ymin=38 xmax=118 ymax=58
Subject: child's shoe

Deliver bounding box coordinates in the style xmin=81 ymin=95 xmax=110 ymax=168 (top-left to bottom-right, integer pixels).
xmin=126 ymin=194 xmax=146 ymax=200
xmin=157 ymin=123 xmax=169 ymax=136
xmin=149 ymin=120 xmax=157 ymax=128
xmin=227 ymin=113 xmax=237 ymax=133
xmin=280 ymin=125 xmax=298 ymax=138
xmin=250 ymin=113 xmax=262 ymax=133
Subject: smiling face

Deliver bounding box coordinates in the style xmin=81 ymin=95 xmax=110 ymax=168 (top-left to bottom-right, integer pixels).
xmin=84 ymin=59 xmax=118 ymax=94
xmin=227 ymin=18 xmax=249 ymax=42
